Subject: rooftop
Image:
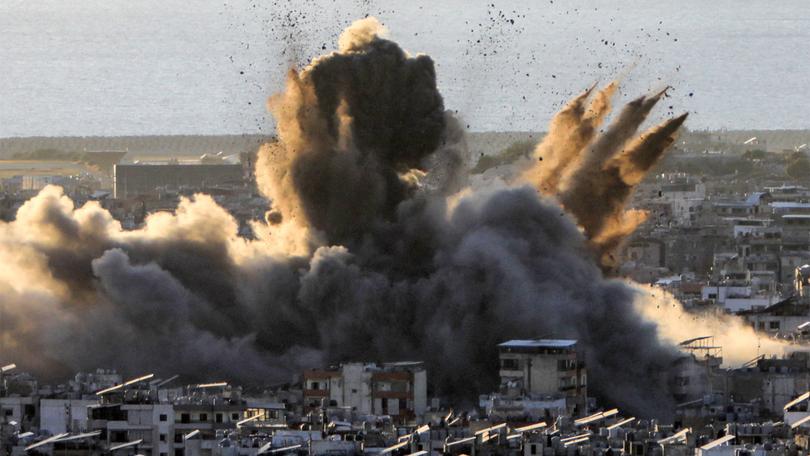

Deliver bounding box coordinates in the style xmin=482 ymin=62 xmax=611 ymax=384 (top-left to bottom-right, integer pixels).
xmin=498 ymin=339 xmax=577 ymax=349
xmin=771 ymin=202 xmax=810 ymax=209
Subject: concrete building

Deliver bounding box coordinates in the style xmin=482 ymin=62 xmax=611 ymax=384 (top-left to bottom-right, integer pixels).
xmin=672 ymin=337 xmax=725 ymax=405
xmin=21 ymin=175 xmax=62 ymax=191
xmin=90 ymin=402 xmax=176 ymax=455
xmin=302 ymin=362 xmax=427 ymax=422
xmin=83 ymin=379 xmax=286 ymax=456
xmin=497 ymin=339 xmax=587 ymax=415
xmin=0 ymin=396 xmax=37 ymax=432
xmin=40 ymin=398 xmax=97 ymax=434
xmin=742 ymin=296 xmax=809 ymax=336
xmin=738 ymin=268 xmax=810 ymax=335
xmin=113 ymin=164 xmax=243 ymax=199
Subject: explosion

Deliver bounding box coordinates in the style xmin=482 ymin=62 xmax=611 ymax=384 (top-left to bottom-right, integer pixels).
xmin=518 ymin=84 xmax=687 ymax=270
xmin=0 ymin=17 xmax=789 ymax=418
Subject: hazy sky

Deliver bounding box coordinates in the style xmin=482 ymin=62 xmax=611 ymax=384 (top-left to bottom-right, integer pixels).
xmin=1 ymin=0 xmax=809 ymax=136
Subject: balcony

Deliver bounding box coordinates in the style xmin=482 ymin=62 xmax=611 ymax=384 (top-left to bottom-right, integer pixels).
xmin=303 ymin=389 xmax=328 ymax=397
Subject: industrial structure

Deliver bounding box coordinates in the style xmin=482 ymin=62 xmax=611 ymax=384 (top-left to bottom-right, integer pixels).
xmin=113 ymin=163 xmax=244 ymax=199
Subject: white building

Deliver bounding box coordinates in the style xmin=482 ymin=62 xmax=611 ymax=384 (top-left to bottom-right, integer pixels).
xmin=40 ymin=399 xmax=98 ymax=434
xmin=700 ymin=284 xmax=775 ymax=312
xmin=303 ymin=362 xmax=427 ymax=421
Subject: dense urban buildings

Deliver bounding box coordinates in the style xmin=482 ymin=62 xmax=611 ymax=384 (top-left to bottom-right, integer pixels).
xmin=4 ymin=133 xmax=810 ymax=454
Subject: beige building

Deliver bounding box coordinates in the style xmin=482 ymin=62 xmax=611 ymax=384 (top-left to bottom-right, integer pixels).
xmin=498 ymin=339 xmax=587 ymax=414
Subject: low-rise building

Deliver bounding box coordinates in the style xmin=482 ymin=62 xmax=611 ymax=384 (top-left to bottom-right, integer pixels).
xmin=302 ymin=362 xmax=427 ymax=422
xmin=497 ymin=339 xmax=587 ymax=415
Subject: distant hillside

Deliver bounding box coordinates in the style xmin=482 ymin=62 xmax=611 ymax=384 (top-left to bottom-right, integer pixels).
xmin=1 ymin=130 xmax=807 ymax=163
xmin=693 ymin=130 xmax=810 ymax=152
xmin=0 ymin=135 xmax=275 ymax=159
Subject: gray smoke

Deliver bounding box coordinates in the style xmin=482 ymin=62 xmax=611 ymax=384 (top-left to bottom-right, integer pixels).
xmin=0 ymin=18 xmax=684 ymax=417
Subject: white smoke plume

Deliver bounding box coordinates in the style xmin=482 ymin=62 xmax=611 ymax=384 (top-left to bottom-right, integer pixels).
xmin=633 ymin=285 xmax=791 ymax=366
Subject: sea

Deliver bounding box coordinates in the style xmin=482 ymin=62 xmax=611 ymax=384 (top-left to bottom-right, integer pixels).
xmin=1 ymin=0 xmax=809 ymax=137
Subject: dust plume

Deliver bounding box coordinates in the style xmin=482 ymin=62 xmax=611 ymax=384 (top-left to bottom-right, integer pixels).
xmin=521 ymin=82 xmax=616 ymax=194
xmin=0 ymin=17 xmax=785 ymax=420
xmin=519 ymin=85 xmax=685 ymax=270
xmin=634 ymin=285 xmax=791 ymax=365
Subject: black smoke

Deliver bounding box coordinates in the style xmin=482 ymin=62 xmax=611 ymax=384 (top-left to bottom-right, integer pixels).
xmin=0 ymin=17 xmax=683 ymax=418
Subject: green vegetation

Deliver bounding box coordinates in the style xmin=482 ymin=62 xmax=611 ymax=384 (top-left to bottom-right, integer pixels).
xmin=742 ymin=149 xmax=767 ymax=160
xmin=654 ymin=154 xmax=755 ymax=177
xmin=470 ymin=140 xmax=535 ymax=174
xmin=12 ymin=148 xmax=88 ymax=161
xmin=786 ymin=153 xmax=810 ymax=180
xmin=6 ymin=148 xmax=127 ymax=176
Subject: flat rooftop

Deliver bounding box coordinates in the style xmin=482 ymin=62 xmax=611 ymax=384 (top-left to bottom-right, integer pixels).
xmin=498 ymin=339 xmax=577 ymax=348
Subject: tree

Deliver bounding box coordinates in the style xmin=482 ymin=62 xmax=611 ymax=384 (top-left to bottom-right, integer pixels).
xmin=787 ymin=157 xmax=810 ymax=179
xmin=742 ymin=149 xmax=767 ymax=160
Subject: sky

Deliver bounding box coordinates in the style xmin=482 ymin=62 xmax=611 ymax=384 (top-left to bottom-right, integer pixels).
xmin=1 ymin=0 xmax=809 ymax=137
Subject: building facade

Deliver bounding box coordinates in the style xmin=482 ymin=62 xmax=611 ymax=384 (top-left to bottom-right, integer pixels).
xmin=113 ymin=164 xmax=243 ymax=199
xmin=497 ymin=339 xmax=587 ymax=414
xmin=302 ymin=362 xmax=427 ymax=421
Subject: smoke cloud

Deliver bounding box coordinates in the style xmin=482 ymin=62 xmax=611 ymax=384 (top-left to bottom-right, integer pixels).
xmin=634 ymin=285 xmax=791 ymax=365
xmin=519 ymin=85 xmax=686 ymax=270
xmin=0 ymin=17 xmax=784 ymax=418
xmin=257 ymin=17 xmax=452 ymax=247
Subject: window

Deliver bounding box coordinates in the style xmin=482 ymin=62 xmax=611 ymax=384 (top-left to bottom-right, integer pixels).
xmin=558 ymin=359 xmax=576 ymax=371
xmin=501 ymin=358 xmax=520 ymax=370
xmin=531 ymin=444 xmax=538 ymax=455
xmin=175 ymin=433 xmax=183 ymax=443
xmin=351 ymin=389 xmax=358 ymax=393
xmin=232 ymin=413 xmax=239 ymax=420
xmin=159 ymin=414 xmax=167 ymax=422
xmin=199 ymin=413 xmax=208 ymax=422
xmin=770 ymin=321 xmax=780 ymax=330
xmin=180 ymin=413 xmax=190 ymax=424
xmin=311 ymin=381 xmax=320 ymax=390
xmin=216 ymin=413 xmax=223 ymax=423
xmin=159 ymin=434 xmax=166 ymax=442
